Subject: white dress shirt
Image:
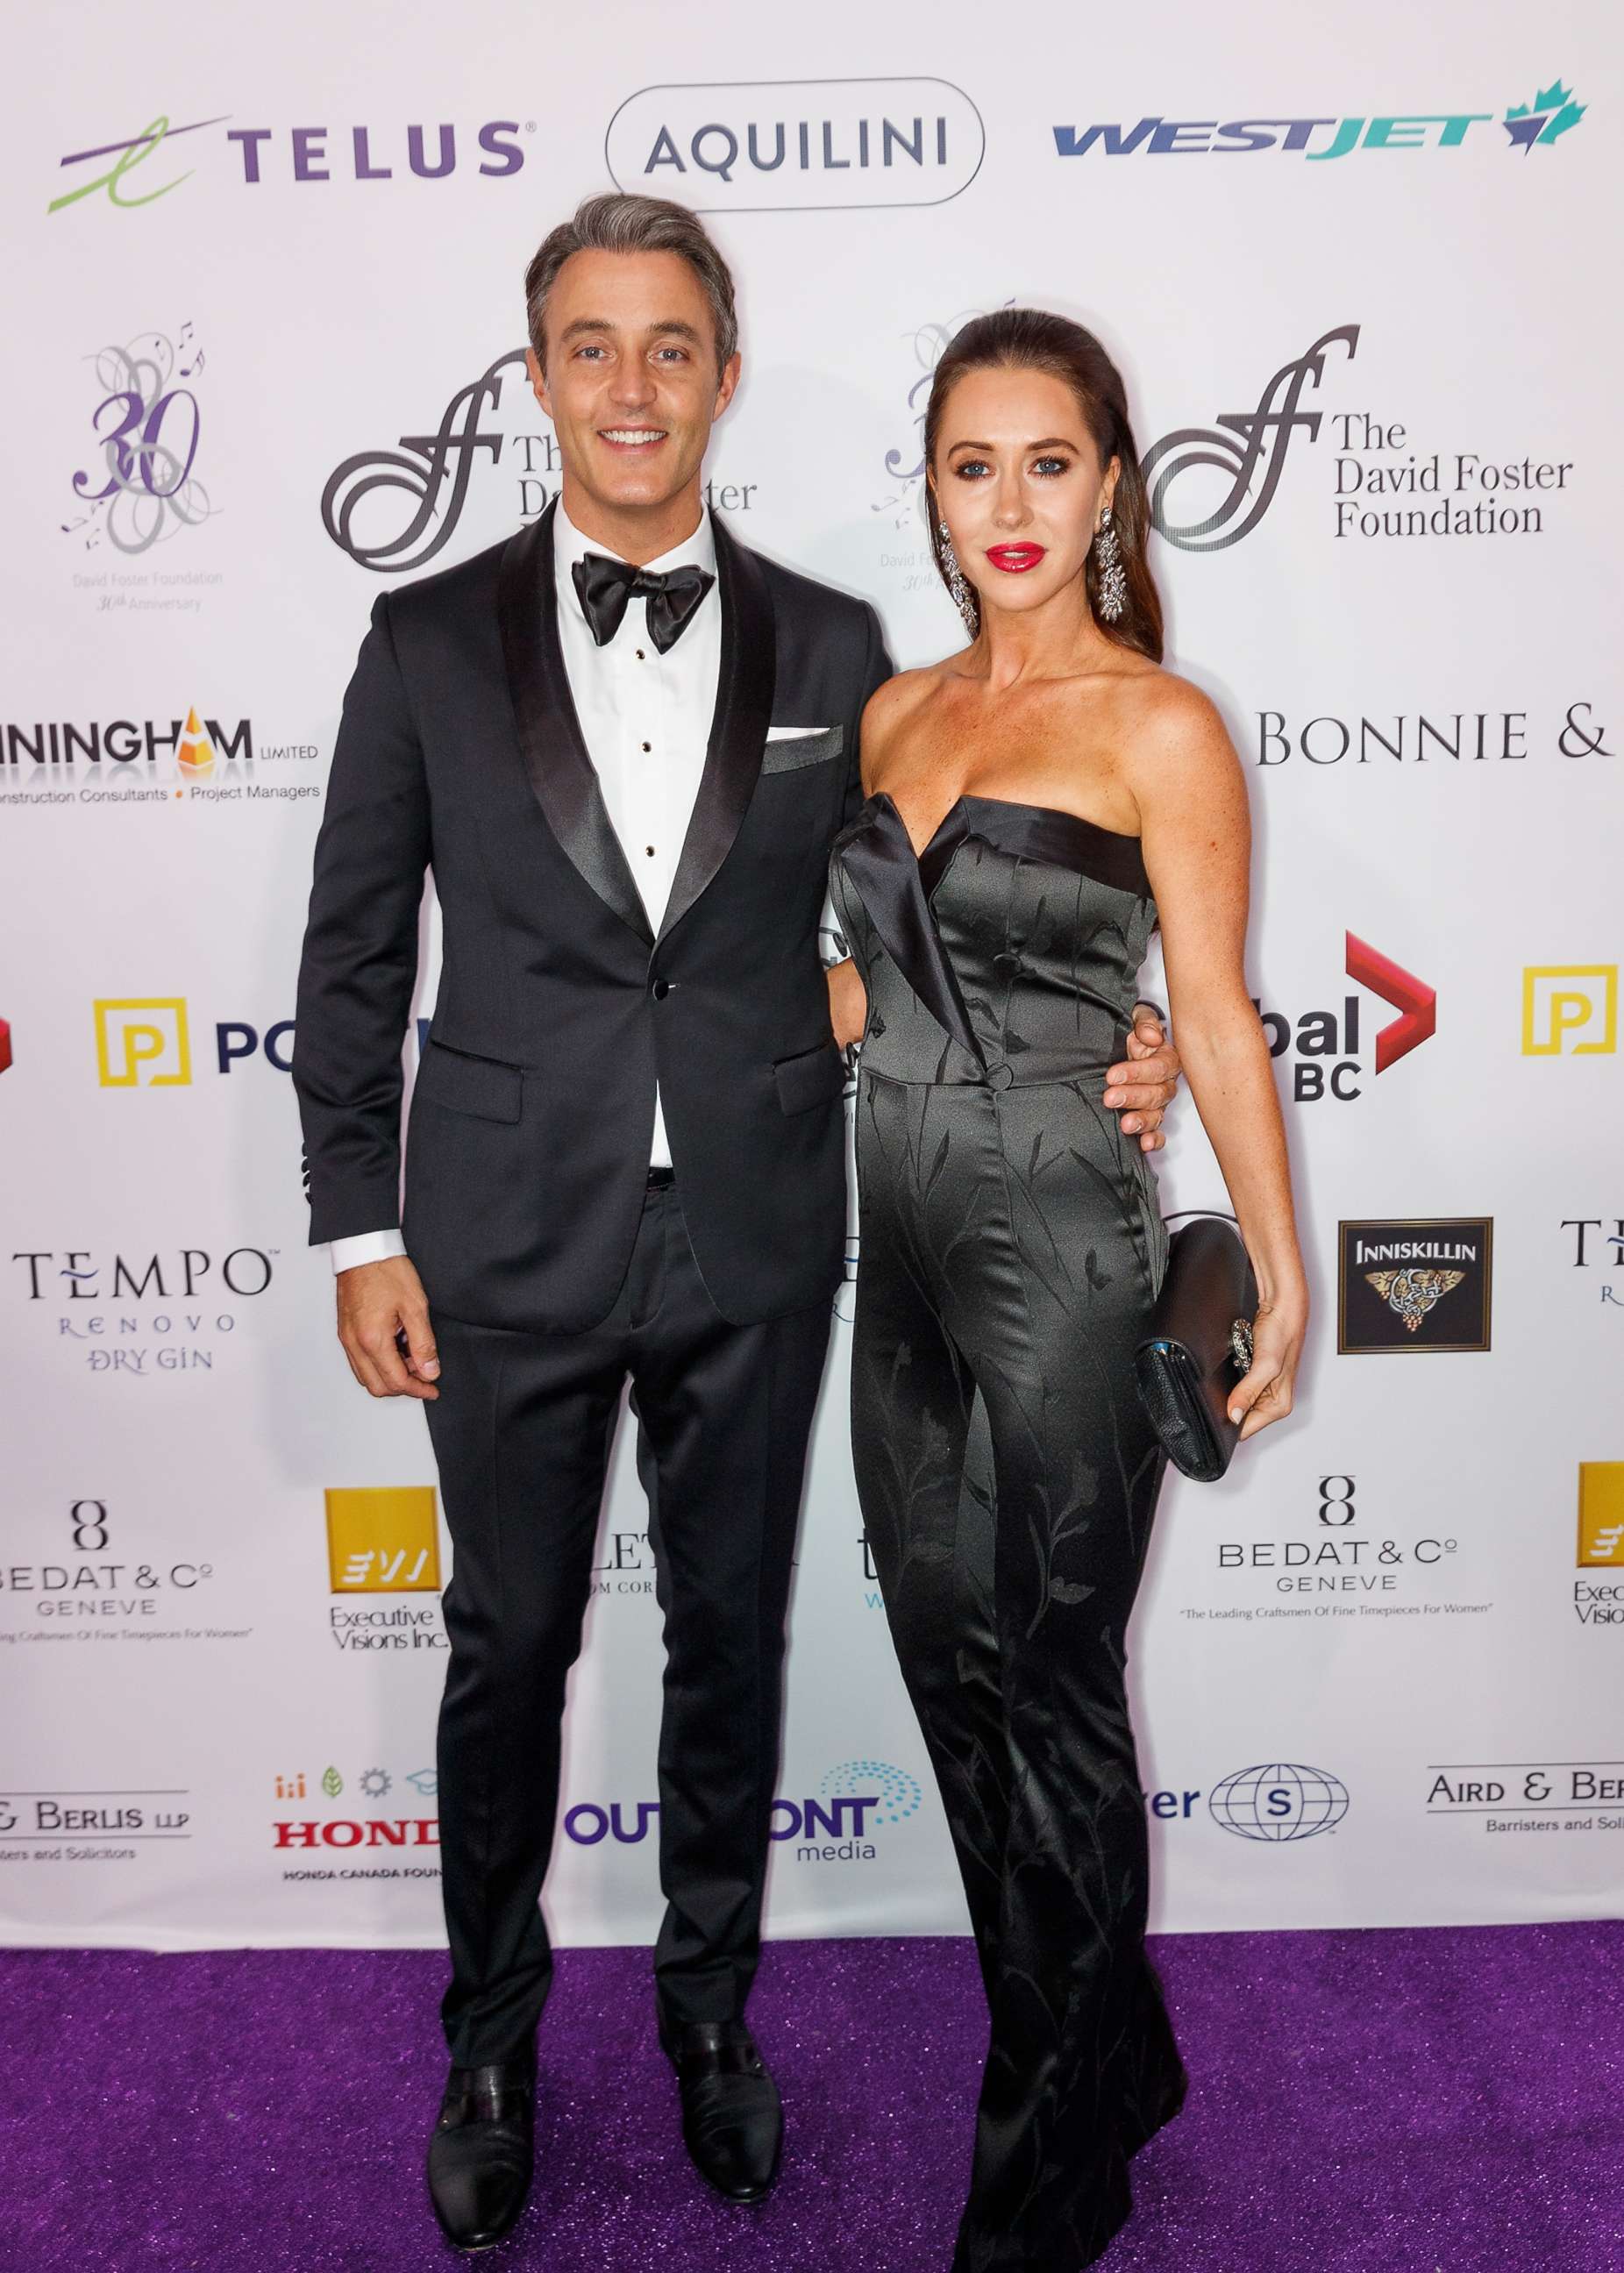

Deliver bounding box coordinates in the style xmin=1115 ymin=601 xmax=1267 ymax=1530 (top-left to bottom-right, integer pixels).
xmin=329 ymin=502 xmax=722 ymax=1273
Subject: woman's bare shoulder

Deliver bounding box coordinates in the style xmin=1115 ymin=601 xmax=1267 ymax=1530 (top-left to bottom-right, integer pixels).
xmin=861 ymin=661 xmax=947 ymax=758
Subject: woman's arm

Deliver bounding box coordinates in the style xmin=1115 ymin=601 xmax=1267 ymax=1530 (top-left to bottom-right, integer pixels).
xmin=1129 ymin=679 xmax=1307 ymax=1439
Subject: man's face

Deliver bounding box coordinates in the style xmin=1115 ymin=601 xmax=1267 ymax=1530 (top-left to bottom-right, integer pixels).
xmin=529 ymin=247 xmax=739 ymax=517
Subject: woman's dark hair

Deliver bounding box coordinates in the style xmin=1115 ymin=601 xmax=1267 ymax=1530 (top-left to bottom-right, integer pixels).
xmin=922 ymin=308 xmax=1163 ymax=663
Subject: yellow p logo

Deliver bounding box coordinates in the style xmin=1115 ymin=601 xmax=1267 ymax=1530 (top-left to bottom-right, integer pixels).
xmin=94 ymin=998 xmax=191 ymax=1087
xmin=1522 ymin=966 xmax=1618 ymax=1056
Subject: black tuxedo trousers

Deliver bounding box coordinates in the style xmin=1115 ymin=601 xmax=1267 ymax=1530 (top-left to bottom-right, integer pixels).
xmin=428 ymin=1184 xmax=831 ymax=2063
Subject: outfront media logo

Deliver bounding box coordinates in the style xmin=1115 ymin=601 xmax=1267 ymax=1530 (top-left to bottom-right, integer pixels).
xmin=606 ymin=79 xmax=984 ymax=212
xmin=324 ymin=1487 xmax=442 ymax=1593
xmin=1337 ymin=1218 xmax=1492 ymax=1353
xmin=562 ymin=1760 xmax=924 ymax=1866
xmin=1522 ymin=966 xmax=1617 ymax=1057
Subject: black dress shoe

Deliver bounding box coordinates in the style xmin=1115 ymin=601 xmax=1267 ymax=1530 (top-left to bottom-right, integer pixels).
xmin=660 ymin=2020 xmax=782 ymax=2203
xmin=426 ymin=2053 xmax=536 ymax=2251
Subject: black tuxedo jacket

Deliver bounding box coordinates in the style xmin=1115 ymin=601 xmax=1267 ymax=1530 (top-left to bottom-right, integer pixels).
xmin=294 ymin=503 xmax=894 ymax=1331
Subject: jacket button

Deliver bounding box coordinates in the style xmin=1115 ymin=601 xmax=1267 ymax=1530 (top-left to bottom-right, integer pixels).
xmin=652 ymin=980 xmax=672 ymax=1001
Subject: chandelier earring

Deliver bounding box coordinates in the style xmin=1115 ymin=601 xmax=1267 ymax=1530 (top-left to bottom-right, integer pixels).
xmin=937 ymin=519 xmax=978 ymax=634
xmin=1093 ymin=506 xmax=1128 ymax=623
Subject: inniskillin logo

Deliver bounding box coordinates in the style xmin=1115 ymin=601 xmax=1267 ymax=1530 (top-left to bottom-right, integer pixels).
xmin=605 ymin=79 xmax=985 ymax=212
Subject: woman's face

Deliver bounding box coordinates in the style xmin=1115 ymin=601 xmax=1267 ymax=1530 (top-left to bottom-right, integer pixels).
xmin=932 ymin=365 xmax=1118 ymax=625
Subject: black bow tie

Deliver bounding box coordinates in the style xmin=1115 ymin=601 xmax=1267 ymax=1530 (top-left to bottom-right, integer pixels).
xmin=571 ymin=552 xmax=716 ymax=655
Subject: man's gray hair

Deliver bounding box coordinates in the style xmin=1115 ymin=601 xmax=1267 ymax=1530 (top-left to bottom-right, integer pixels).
xmin=524 ymin=193 xmax=738 ymax=370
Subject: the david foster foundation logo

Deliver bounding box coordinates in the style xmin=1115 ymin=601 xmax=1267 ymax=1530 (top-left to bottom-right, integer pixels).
xmin=1144 ymin=324 xmax=1577 ymax=548
xmin=322 ymin=349 xmax=759 ymax=574
xmin=1337 ymin=1219 xmax=1492 ymax=1353
xmin=605 ymin=80 xmax=984 ymax=212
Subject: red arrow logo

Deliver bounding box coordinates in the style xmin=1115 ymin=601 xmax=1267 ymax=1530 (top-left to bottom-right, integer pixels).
xmin=1345 ymin=935 xmax=1435 ymax=1073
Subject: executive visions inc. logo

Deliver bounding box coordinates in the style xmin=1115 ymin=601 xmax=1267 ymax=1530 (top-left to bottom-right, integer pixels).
xmin=1337 ymin=1218 xmax=1492 ymax=1353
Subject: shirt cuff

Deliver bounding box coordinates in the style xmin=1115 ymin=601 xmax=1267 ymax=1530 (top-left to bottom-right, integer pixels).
xmin=331 ymin=1230 xmax=408 ymax=1274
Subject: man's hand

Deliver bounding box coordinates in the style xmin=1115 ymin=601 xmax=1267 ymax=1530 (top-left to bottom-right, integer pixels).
xmin=336 ymin=1255 xmax=440 ymax=1400
xmin=827 ymin=957 xmax=867 ymax=1051
xmin=1105 ymin=1004 xmax=1183 ymax=1152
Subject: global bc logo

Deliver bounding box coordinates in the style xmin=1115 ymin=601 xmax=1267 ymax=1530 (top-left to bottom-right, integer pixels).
xmin=1256 ymin=932 xmax=1434 ymax=1102
xmin=605 ymin=79 xmax=985 ymax=213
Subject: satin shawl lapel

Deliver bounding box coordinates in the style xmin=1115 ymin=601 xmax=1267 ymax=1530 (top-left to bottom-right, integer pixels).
xmin=837 ymin=798 xmax=983 ymax=1060
xmin=497 ymin=506 xmax=653 ymax=947
xmin=658 ymin=514 xmax=776 ymax=944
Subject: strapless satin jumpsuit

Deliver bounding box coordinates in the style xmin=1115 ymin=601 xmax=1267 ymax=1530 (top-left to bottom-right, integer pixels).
xmin=831 ymin=794 xmax=1186 ymax=2272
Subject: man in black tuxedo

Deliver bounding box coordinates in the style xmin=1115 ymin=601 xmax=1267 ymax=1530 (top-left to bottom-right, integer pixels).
xmin=294 ymin=193 xmax=1181 ymax=2252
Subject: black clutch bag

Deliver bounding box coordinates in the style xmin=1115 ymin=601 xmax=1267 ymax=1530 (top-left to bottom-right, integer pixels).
xmin=1135 ymin=1214 xmax=1259 ymax=1482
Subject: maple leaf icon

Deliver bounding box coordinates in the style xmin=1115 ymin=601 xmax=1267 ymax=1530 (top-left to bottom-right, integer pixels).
xmin=1504 ymin=78 xmax=1586 ymax=152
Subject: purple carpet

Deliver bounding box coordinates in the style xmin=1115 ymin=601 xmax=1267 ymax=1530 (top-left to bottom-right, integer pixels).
xmin=2 ymin=1926 xmax=1619 ymax=2269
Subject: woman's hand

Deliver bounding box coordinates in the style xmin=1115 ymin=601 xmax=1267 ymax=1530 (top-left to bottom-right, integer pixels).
xmin=1228 ymin=1288 xmax=1307 ymax=1441
xmin=827 ymin=957 xmax=867 ymax=1050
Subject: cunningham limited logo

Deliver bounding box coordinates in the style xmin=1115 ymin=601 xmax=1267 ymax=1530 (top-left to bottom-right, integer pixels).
xmin=606 ymin=79 xmax=984 ymax=212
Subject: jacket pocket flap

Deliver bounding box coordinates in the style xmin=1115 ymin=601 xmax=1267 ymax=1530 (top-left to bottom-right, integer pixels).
xmin=773 ymin=1037 xmax=846 ymax=1115
xmin=760 ymin=725 xmax=844 ymax=775
xmin=416 ymin=1041 xmax=523 ymax=1123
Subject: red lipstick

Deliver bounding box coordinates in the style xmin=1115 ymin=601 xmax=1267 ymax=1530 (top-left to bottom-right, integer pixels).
xmin=985 ymin=544 xmax=1046 ymax=573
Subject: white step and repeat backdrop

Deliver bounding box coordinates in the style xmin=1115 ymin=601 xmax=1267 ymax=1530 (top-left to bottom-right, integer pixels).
xmin=3 ymin=2 xmax=1620 ymax=1950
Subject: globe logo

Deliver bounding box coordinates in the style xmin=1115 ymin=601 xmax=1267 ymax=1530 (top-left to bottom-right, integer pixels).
xmin=820 ymin=1759 xmax=922 ymax=1828
xmin=1208 ymin=1762 xmax=1348 ymax=1843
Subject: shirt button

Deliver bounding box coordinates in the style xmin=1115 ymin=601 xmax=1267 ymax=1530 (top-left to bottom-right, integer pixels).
xmin=641 ymin=741 xmax=652 ymax=753
xmin=635 ymin=649 xmax=646 ymax=661
xmin=645 ymin=845 xmax=655 ymax=858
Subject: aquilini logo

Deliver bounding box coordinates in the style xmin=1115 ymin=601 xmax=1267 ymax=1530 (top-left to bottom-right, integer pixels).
xmin=1578 ymin=1465 xmax=1624 ymax=1569
xmin=1337 ymin=1218 xmax=1492 ymax=1354
xmin=1504 ymin=81 xmax=1586 ymax=153
xmin=1208 ymin=1763 xmax=1348 ymax=1842
xmin=324 ymin=1486 xmax=442 ymax=1594
xmin=1053 ymin=83 xmax=1585 ymax=162
xmin=1522 ymin=966 xmax=1617 ymax=1057
xmin=94 ymin=997 xmax=190 ymax=1087
xmin=1143 ymin=327 xmax=1358 ymax=552
xmin=606 ymin=80 xmax=985 ymax=213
